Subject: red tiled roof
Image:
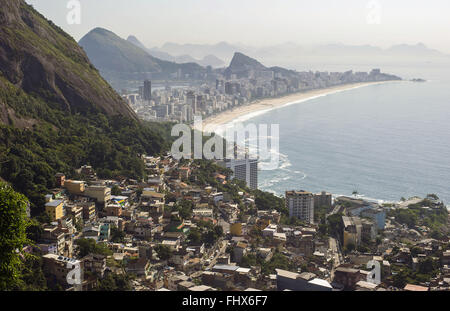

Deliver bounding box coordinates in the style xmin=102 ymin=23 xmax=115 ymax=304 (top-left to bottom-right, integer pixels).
xmin=404 ymin=284 xmax=428 ymax=291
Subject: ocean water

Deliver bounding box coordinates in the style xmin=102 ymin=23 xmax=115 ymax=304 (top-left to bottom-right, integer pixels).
xmin=240 ymin=64 xmax=450 ymax=204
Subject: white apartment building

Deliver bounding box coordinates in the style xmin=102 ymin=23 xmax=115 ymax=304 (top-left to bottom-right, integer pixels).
xmin=218 ymin=158 xmax=258 ymax=190
xmin=285 ymin=190 xmax=315 ymax=224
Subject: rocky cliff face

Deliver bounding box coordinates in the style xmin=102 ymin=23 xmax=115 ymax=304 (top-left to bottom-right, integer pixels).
xmin=228 ymin=52 xmax=267 ymax=71
xmin=224 ymin=52 xmax=268 ymax=78
xmin=0 ymin=0 xmax=136 ymax=120
xmin=0 ymin=1 xmax=170 ymax=214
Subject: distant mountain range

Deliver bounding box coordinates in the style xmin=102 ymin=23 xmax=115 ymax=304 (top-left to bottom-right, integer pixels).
xmin=77 ymin=25 xmax=448 ymax=89
xmin=157 ymin=41 xmax=239 ymax=63
xmin=78 ymin=28 xmax=207 ymax=89
xmin=153 ymin=41 xmax=450 ymax=69
xmin=127 ymin=36 xmax=225 ymax=68
xmin=78 ymin=26 xmax=305 ymax=88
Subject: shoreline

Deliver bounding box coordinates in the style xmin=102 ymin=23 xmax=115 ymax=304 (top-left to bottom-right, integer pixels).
xmin=198 ymin=80 xmax=401 ymax=131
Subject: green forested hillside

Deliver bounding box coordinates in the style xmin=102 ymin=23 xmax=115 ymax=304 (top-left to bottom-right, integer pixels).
xmin=0 ymin=1 xmax=171 ymax=215
xmin=0 ymin=72 xmax=171 ymax=215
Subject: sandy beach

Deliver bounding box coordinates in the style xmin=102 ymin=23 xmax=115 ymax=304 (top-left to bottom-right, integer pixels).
xmin=197 ymin=81 xmax=398 ymax=132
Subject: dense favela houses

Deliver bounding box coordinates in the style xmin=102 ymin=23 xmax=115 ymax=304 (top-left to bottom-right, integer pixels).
xmin=8 ymin=153 xmax=447 ymax=291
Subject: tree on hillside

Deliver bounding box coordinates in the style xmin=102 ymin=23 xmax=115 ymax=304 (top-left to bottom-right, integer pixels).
xmin=75 ymin=238 xmax=112 ymax=258
xmin=155 ymin=245 xmax=173 ymax=261
xmin=177 ymin=199 xmax=194 ymax=220
xmin=327 ymin=213 xmax=344 ymax=241
xmin=188 ymin=228 xmax=202 ymax=244
xmin=96 ymin=273 xmax=132 ymax=291
xmin=0 ymin=182 xmax=30 ymax=290
xmin=111 ymin=185 xmax=122 ymax=196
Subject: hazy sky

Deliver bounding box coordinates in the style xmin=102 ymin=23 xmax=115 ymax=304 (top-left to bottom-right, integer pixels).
xmin=25 ymin=0 xmax=450 ymax=53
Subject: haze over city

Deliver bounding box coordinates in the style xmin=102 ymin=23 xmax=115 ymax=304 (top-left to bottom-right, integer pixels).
xmin=26 ymin=0 xmax=450 ymax=53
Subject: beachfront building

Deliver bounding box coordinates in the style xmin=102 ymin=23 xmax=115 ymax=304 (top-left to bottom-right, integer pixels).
xmin=285 ymin=190 xmax=315 ymax=224
xmin=314 ymin=191 xmax=332 ymax=209
xmin=218 ymin=158 xmax=258 ymax=190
